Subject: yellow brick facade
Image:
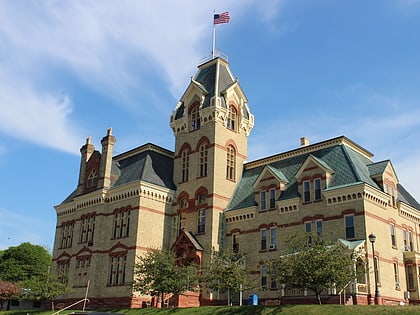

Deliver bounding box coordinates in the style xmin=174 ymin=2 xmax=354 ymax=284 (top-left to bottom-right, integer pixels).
xmin=52 ymin=57 xmax=420 ymax=308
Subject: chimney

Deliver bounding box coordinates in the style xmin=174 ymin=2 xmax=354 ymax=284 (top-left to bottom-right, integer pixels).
xmin=300 ymin=137 xmax=310 ymax=147
xmin=98 ymin=128 xmax=116 ymax=189
xmin=77 ymin=137 xmax=95 ymax=195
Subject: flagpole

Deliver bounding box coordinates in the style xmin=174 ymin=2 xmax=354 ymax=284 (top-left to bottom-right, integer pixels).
xmin=212 ymin=10 xmax=216 ymax=59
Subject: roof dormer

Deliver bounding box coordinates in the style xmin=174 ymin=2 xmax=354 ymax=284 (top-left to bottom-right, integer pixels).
xmin=295 ymin=155 xmax=335 ymax=203
xmin=253 ymin=165 xmax=289 ymax=211
xmin=368 ymin=160 xmax=399 ymax=206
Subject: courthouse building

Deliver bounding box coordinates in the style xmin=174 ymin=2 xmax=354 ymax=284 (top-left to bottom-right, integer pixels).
xmin=52 ymin=55 xmax=420 ymax=308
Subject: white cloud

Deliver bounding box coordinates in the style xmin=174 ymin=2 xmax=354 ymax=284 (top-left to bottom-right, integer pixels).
xmin=0 ymin=1 xmax=284 ymax=153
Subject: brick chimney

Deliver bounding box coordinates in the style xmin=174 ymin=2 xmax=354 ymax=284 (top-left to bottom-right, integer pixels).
xmin=300 ymin=137 xmax=310 ymax=147
xmin=98 ymin=128 xmax=116 ymax=189
xmin=77 ymin=137 xmax=95 ymax=195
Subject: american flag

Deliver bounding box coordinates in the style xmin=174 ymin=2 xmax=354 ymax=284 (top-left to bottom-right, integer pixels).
xmin=214 ymin=12 xmax=230 ymax=24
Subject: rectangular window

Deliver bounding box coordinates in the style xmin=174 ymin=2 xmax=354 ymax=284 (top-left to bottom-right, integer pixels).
xmin=233 ymin=234 xmax=239 ymax=253
xmin=60 ymin=222 xmax=74 ymax=249
xmin=260 ymin=191 xmax=267 ymax=211
xmin=113 ymin=210 xmax=131 ymax=239
xmin=261 ymin=265 xmax=267 ymax=288
xmin=305 ymin=222 xmax=312 ymax=244
xmin=390 ymin=223 xmax=396 ymax=247
xmin=393 ymin=262 xmax=400 ymax=289
xmin=269 ymin=188 xmax=276 ymax=209
xmin=270 ymin=228 xmax=277 ymax=249
xmin=409 ymin=231 xmax=414 ymax=251
xmin=197 ymin=209 xmax=206 ymax=234
xmin=76 ymin=257 xmax=91 ymax=287
xmin=57 ymin=262 xmax=70 ymax=284
xmin=261 ymin=229 xmax=267 ymax=251
xmin=316 ymin=220 xmax=323 ymax=237
xmin=345 ymin=215 xmax=355 ymax=240
xmin=303 ymin=181 xmax=311 ymax=202
xmin=80 ymin=215 xmax=95 ymax=245
xmin=407 ymin=264 xmax=414 ymax=290
xmin=403 ymin=229 xmax=408 ymax=250
xmin=374 ymin=256 xmax=380 ymax=286
xmin=270 ymin=270 xmax=277 ymax=290
xmin=108 ymin=254 xmax=127 ymax=286
xmin=314 ymin=178 xmax=322 ymax=201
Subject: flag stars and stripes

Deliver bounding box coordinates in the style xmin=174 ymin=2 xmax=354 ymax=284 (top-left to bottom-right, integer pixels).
xmin=214 ymin=12 xmax=230 ymax=24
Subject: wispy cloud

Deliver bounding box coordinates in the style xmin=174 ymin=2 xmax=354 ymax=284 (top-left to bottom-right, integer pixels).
xmin=0 ymin=1 xmax=283 ymax=154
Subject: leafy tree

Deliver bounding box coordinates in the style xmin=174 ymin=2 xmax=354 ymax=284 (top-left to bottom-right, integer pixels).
xmin=133 ymin=249 xmax=196 ymax=307
xmin=0 ymin=243 xmax=50 ymax=282
xmin=0 ymin=243 xmax=71 ymax=303
xmin=22 ymin=273 xmax=72 ymax=302
xmin=200 ymin=249 xmax=249 ymax=306
xmin=0 ymin=279 xmax=20 ymax=311
xmin=271 ymin=235 xmax=355 ymax=304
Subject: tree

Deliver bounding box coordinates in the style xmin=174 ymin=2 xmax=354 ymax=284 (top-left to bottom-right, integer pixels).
xmin=133 ymin=249 xmax=196 ymax=307
xmin=22 ymin=273 xmax=72 ymax=302
xmin=200 ymin=249 xmax=249 ymax=306
xmin=0 ymin=279 xmax=20 ymax=311
xmin=0 ymin=243 xmax=51 ymax=282
xmin=271 ymin=235 xmax=355 ymax=304
xmin=0 ymin=243 xmax=71 ymax=303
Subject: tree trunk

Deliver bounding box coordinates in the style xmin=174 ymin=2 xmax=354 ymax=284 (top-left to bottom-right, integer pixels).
xmin=316 ymin=292 xmax=322 ymax=305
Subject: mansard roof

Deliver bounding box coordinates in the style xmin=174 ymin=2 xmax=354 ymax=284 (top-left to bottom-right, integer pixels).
xmin=227 ymin=136 xmax=420 ymax=211
xmin=111 ymin=143 xmax=175 ymax=190
xmin=173 ymin=57 xmax=249 ymax=120
xmin=60 ymin=143 xmax=175 ymax=204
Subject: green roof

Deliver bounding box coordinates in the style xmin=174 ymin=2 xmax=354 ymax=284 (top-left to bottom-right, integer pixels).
xmin=227 ymin=141 xmax=419 ymax=211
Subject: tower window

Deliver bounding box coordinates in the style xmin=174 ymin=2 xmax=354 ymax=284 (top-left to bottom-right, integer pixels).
xmin=226 ymin=145 xmax=236 ymax=181
xmin=199 ymin=143 xmax=208 ymax=177
xmin=227 ymin=105 xmax=237 ymax=131
xmin=181 ymin=150 xmax=189 ymax=182
xmin=190 ymin=106 xmax=200 ymax=131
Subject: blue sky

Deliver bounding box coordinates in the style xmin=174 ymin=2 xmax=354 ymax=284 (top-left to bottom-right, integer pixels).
xmin=1 ymin=0 xmax=420 ymax=250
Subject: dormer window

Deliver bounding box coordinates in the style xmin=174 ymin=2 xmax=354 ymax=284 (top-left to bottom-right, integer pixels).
xmin=269 ymin=189 xmax=276 ymax=209
xmin=303 ymin=181 xmax=311 ymax=203
xmin=314 ymin=178 xmax=322 ymax=201
xmin=87 ymin=169 xmax=98 ymax=187
xmin=190 ymin=106 xmax=200 ymax=131
xmin=260 ymin=191 xmax=267 ymax=211
xmin=227 ymin=105 xmax=237 ymax=131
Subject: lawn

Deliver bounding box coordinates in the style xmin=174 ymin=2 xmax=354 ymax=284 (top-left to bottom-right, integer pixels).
xmin=2 ymin=305 xmax=420 ymax=315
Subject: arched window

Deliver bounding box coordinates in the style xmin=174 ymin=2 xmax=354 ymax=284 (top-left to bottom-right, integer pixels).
xmin=227 ymin=105 xmax=237 ymax=131
xmin=181 ymin=150 xmax=189 ymax=182
xmin=226 ymin=145 xmax=236 ymax=181
xmin=190 ymin=106 xmax=200 ymax=131
xmin=199 ymin=142 xmax=208 ymax=177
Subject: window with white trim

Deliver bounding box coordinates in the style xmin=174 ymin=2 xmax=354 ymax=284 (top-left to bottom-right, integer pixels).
xmin=345 ymin=215 xmax=355 ymax=240
xmin=181 ymin=150 xmax=189 ymax=182
xmin=190 ymin=106 xmax=200 ymax=131
xmin=199 ymin=143 xmax=208 ymax=177
xmin=269 ymin=188 xmax=276 ymax=209
xmin=303 ymin=180 xmax=310 ymax=202
xmin=261 ymin=229 xmax=267 ymax=251
xmin=226 ymin=145 xmax=236 ymax=180
xmin=314 ymin=178 xmax=322 ymax=201
xmin=260 ymin=191 xmax=267 ymax=211
xmin=390 ymin=223 xmax=396 ymax=247
xmin=270 ymin=228 xmax=277 ymax=249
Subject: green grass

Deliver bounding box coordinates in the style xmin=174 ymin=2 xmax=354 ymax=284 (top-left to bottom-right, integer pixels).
xmin=2 ymin=305 xmax=420 ymax=315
